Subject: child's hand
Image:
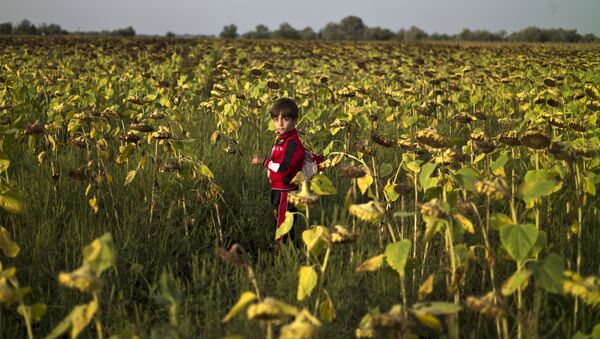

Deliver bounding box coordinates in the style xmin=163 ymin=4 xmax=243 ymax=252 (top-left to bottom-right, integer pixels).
xmin=251 ymin=155 xmax=265 ymax=165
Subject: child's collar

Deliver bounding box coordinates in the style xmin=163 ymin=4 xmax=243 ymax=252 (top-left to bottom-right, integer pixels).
xmin=276 ymin=128 xmax=297 ymax=138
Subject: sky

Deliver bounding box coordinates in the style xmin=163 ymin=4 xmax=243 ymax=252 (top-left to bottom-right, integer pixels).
xmin=1 ymin=0 xmax=599 ymax=36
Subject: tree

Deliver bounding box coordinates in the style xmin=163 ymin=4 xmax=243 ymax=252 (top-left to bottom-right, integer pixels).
xmin=319 ymin=22 xmax=342 ymax=40
xmin=112 ymin=26 xmax=135 ymax=36
xmin=220 ymin=24 xmax=238 ymax=39
xmin=404 ymin=25 xmax=428 ymax=41
xmin=273 ymin=22 xmax=300 ymax=40
xmin=242 ymin=24 xmax=270 ymax=39
xmin=38 ymin=23 xmax=66 ymax=35
xmin=0 ymin=22 xmax=12 ymax=35
xmin=364 ymin=27 xmax=395 ymax=40
xmin=300 ymin=27 xmax=317 ymax=40
xmin=13 ymin=19 xmax=37 ymax=35
xmin=339 ymin=15 xmax=366 ymax=40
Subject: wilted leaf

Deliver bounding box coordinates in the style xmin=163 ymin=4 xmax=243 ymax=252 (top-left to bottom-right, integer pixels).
xmin=356 ymin=254 xmax=385 ymax=272
xmin=411 ymin=302 xmax=462 ymax=315
xmin=357 ymin=173 xmax=373 ymax=194
xmin=115 ymin=144 xmax=136 ymax=164
xmin=71 ymin=300 xmax=98 ymax=338
xmin=275 ymin=212 xmax=295 ymax=240
xmin=418 ymin=274 xmax=435 ymax=301
xmin=199 ymin=163 xmax=214 ymax=179
xmin=0 ymin=225 xmax=20 ymax=257
xmin=0 ymin=150 xmax=10 ymax=173
xmin=453 ymin=213 xmax=475 ymax=234
xmin=413 ymin=312 xmax=441 ymax=330
xmin=319 ymin=293 xmax=336 ymax=322
xmin=297 ymin=266 xmax=318 ymax=301
xmin=222 ymin=291 xmax=257 ymax=323
xmin=124 ymin=170 xmax=136 ymax=186
xmin=501 ymin=269 xmax=532 ymax=296
xmin=0 ymin=189 xmax=24 ymax=214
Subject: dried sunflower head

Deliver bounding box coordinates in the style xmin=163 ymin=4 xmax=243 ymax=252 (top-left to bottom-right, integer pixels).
xmin=497 ymin=131 xmax=521 ymax=147
xmin=250 ymin=67 xmax=262 ymax=77
xmin=397 ymin=139 xmax=417 ymax=151
xmin=355 ymin=140 xmax=375 ymax=155
xmin=280 ymin=310 xmax=321 ymax=339
xmin=130 ymin=123 xmax=155 ymax=133
xmin=418 ymin=198 xmax=447 ymax=219
xmin=474 ymin=180 xmax=508 ymax=201
xmin=247 ymin=298 xmax=285 ymax=321
xmin=569 ymin=120 xmax=587 ymax=133
xmin=25 ymin=121 xmax=45 ymax=135
xmin=520 ymin=127 xmax=551 ymax=149
xmin=542 ymin=77 xmax=557 ymax=87
xmin=548 ymin=142 xmax=575 ymax=162
xmin=415 ymin=129 xmax=447 ymax=149
xmin=452 ymin=113 xmax=476 ymax=124
xmin=435 ymin=147 xmax=466 ymax=165
xmin=266 ymin=79 xmax=280 ymax=90
xmin=371 ymin=131 xmax=395 ymax=147
xmin=58 ymin=265 xmax=103 ymax=293
xmin=349 ymin=201 xmax=385 ymax=223
xmin=337 ymin=87 xmax=356 ymax=98
xmin=330 ymin=225 xmax=358 ymax=244
xmin=562 ymin=271 xmax=600 ymax=308
xmin=216 ymin=243 xmax=252 ymax=267
xmin=339 ymin=165 xmax=366 ymax=178
xmin=288 ymin=182 xmax=319 ymax=206
xmin=466 ymin=292 xmax=506 ymax=319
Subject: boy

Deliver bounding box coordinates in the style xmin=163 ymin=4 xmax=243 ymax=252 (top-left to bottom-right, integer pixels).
xmin=251 ymin=97 xmax=305 ymax=248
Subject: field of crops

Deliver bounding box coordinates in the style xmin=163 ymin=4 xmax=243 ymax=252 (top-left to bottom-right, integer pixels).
xmin=0 ymin=36 xmax=599 ymax=338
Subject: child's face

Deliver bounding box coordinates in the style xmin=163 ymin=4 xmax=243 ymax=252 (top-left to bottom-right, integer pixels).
xmin=272 ymin=114 xmax=295 ymax=134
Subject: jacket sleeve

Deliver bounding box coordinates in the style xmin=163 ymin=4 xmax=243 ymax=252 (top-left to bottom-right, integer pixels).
xmin=263 ymin=140 xmax=302 ymax=173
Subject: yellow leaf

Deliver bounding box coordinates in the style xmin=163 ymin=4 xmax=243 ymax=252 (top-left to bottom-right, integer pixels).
xmin=356 ymin=254 xmax=385 ymax=272
xmin=297 ymin=266 xmax=318 ymax=301
xmin=37 ymin=151 xmax=47 ymax=165
xmin=222 ymin=291 xmax=257 ymax=323
xmin=413 ymin=312 xmax=441 ymax=331
xmin=0 ymin=225 xmax=20 ymax=257
xmin=356 ymin=173 xmax=373 ymax=194
xmin=453 ymin=213 xmax=475 ymax=234
xmin=71 ymin=300 xmax=98 ymax=338
xmin=88 ymin=196 xmax=99 ymax=213
xmin=0 ymin=189 xmax=24 ymax=214
xmin=493 ymin=166 xmax=506 ymax=178
xmin=319 ymin=293 xmax=336 ymax=322
xmin=418 ymin=274 xmax=434 ymax=301
xmin=124 ymin=170 xmax=137 ymax=186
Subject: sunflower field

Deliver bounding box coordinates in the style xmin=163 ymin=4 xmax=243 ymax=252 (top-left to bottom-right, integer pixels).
xmin=0 ymin=36 xmax=599 ymax=338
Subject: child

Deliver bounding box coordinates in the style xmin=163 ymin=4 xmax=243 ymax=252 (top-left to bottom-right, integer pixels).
xmin=251 ymin=97 xmax=305 ymax=248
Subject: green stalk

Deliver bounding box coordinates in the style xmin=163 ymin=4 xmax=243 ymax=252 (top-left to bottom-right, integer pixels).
xmin=93 ymin=291 xmax=104 ymax=339
xmin=17 ymin=302 xmax=34 ymax=339
xmin=314 ymin=246 xmax=331 ymax=313
xmin=516 ymin=261 xmax=524 ymax=339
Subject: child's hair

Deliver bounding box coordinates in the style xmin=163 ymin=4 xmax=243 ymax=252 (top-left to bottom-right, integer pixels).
xmin=270 ymin=97 xmax=299 ymax=120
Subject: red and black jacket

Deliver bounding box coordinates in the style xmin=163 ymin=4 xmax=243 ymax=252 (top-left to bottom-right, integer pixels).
xmin=262 ymin=128 xmax=305 ymax=191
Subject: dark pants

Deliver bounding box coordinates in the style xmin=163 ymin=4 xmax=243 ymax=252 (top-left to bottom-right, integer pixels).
xmin=271 ymin=190 xmax=297 ymax=243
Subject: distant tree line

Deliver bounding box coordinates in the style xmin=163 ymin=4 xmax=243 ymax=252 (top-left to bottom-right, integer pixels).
xmin=220 ymin=15 xmax=599 ymax=43
xmin=0 ymin=19 xmax=135 ymax=36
